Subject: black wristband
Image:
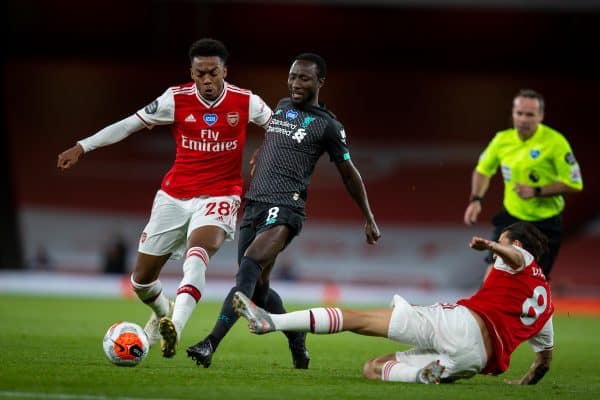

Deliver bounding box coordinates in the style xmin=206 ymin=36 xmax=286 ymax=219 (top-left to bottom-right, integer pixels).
xmin=534 ymin=187 xmax=542 ymax=197
xmin=470 ymin=195 xmax=483 ymax=203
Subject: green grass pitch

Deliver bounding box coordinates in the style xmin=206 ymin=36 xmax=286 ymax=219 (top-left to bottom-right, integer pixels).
xmin=0 ymin=294 xmax=599 ymax=400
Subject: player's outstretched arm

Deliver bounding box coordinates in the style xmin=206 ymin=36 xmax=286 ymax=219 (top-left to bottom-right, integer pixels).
xmin=335 ymin=160 xmax=380 ymax=244
xmin=469 ymin=236 xmax=525 ymax=269
xmin=57 ymin=115 xmax=146 ymax=171
xmin=504 ymin=349 xmax=552 ymax=385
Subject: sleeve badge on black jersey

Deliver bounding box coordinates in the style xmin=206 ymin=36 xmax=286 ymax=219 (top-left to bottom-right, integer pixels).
xmin=339 ymin=129 xmax=347 ymax=144
xmin=144 ymin=100 xmax=158 ymax=114
xmin=564 ymin=152 xmax=577 ymax=165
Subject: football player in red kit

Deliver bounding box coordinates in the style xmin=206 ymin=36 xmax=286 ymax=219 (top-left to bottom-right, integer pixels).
xmin=233 ymin=222 xmax=553 ymax=384
xmin=57 ymin=38 xmax=272 ymax=359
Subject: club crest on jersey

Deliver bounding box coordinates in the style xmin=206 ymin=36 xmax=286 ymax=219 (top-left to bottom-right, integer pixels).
xmin=226 ymin=112 xmax=239 ymax=127
xmin=286 ymin=110 xmax=299 ymax=121
xmin=530 ymin=149 xmax=541 ymax=159
xmin=528 ymin=170 xmax=540 ymax=183
xmin=203 ymin=113 xmax=218 ymax=126
xmin=301 ymin=116 xmax=316 ymax=128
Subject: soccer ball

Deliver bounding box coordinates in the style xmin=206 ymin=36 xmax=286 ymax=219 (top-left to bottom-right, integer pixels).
xmin=102 ymin=321 xmax=149 ymax=366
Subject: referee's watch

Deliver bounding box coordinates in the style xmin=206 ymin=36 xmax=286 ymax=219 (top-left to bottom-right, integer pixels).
xmin=470 ymin=195 xmax=483 ymax=203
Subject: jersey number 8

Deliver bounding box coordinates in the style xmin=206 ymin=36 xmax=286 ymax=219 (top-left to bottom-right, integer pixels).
xmin=520 ymin=286 xmax=548 ymax=326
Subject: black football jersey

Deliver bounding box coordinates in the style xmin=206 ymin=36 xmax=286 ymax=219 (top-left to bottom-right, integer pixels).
xmin=245 ymin=98 xmax=350 ymax=210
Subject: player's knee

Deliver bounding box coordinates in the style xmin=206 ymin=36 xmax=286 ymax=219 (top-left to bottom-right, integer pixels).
xmin=243 ymin=250 xmax=271 ymax=268
xmin=362 ymin=358 xmax=383 ymax=380
xmin=189 ymin=242 xmax=219 ymax=257
xmin=130 ymin=276 xmax=162 ymax=302
xmin=187 ymin=229 xmax=227 ymax=257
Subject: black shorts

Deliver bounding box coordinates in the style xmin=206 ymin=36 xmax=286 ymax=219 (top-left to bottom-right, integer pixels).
xmin=237 ymin=200 xmax=305 ymax=263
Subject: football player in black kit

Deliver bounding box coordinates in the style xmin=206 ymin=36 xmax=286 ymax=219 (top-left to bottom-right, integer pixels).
xmin=187 ymin=53 xmax=381 ymax=369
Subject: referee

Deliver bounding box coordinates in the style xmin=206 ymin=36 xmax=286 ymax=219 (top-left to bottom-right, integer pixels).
xmin=464 ymin=89 xmax=583 ymax=277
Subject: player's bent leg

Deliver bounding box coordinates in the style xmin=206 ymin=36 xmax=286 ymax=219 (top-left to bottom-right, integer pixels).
xmin=132 ymin=252 xmax=171 ymax=283
xmin=363 ymin=354 xmax=397 ymax=380
xmin=393 ymin=349 xmax=452 ymax=383
xmin=165 ymin=246 xmax=211 ymax=358
xmin=364 ymin=353 xmax=446 ymax=384
xmin=131 ymin=252 xmax=172 ymax=347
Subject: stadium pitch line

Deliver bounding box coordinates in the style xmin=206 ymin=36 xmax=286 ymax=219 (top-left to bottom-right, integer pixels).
xmin=0 ymin=391 xmax=178 ymax=400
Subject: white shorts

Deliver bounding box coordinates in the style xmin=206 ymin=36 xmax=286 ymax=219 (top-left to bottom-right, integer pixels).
xmin=138 ymin=190 xmax=240 ymax=260
xmin=387 ymin=294 xmax=487 ymax=381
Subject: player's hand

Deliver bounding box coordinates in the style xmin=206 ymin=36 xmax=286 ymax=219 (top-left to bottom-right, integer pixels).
xmin=57 ymin=144 xmax=84 ymax=170
xmin=514 ymin=183 xmax=535 ymax=199
xmin=503 ymin=378 xmax=524 ymax=385
xmin=463 ymin=201 xmax=482 ymax=225
xmin=364 ymin=220 xmax=381 ymax=245
xmin=470 ymin=236 xmax=493 ymax=251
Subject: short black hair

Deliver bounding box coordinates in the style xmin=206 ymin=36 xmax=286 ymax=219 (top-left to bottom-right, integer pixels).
xmin=189 ymin=38 xmax=229 ymax=64
xmin=501 ymin=222 xmax=549 ymax=262
xmin=515 ymin=88 xmax=545 ymax=113
xmin=293 ymin=53 xmax=327 ymax=80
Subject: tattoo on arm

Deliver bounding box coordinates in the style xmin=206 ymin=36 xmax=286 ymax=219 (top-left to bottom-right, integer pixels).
xmin=521 ymin=350 xmax=552 ymax=384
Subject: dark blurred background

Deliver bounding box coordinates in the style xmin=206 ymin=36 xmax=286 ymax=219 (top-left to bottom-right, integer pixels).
xmin=2 ymin=0 xmax=599 ymax=297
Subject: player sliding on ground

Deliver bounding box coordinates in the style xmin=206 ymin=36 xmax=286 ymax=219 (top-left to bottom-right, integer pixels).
xmin=233 ymin=222 xmax=554 ymax=384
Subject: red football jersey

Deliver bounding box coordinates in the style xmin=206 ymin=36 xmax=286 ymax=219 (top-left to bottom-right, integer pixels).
xmin=458 ymin=246 xmax=554 ymax=375
xmin=135 ymin=82 xmax=271 ymax=199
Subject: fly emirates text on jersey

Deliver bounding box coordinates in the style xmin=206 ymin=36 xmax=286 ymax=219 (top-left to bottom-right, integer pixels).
xmin=181 ymin=129 xmax=238 ymax=152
